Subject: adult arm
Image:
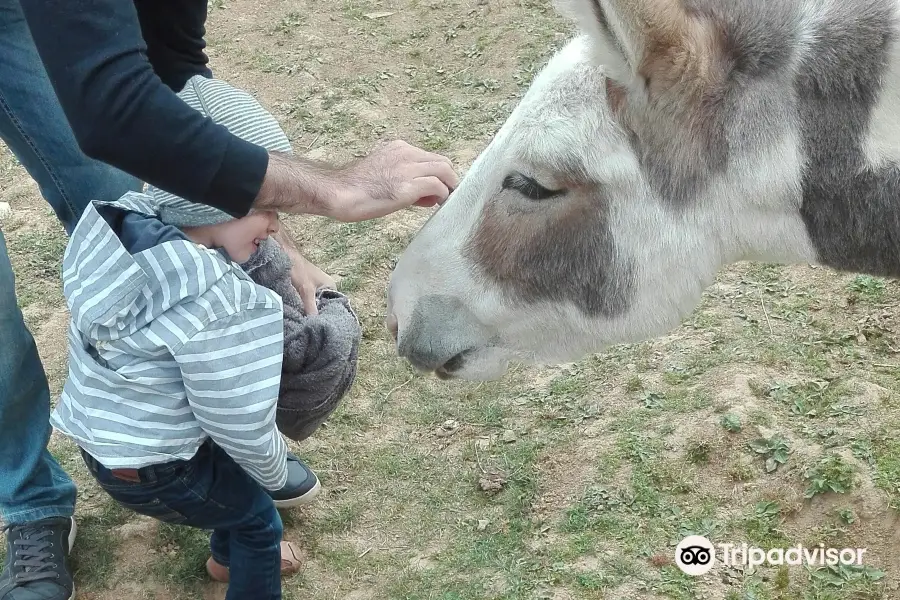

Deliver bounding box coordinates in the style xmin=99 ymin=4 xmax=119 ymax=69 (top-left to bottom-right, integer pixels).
xmin=19 ymin=0 xmax=266 ymax=217
xmin=20 ymin=0 xmax=459 ymax=219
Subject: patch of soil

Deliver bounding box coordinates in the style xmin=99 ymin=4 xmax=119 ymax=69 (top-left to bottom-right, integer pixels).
xmin=82 ymin=518 xmax=176 ymax=600
xmin=532 ymin=437 xmax=604 ymax=519
xmin=89 ymin=582 xmax=176 ymax=600
xmin=32 ymin=308 xmax=71 ymax=396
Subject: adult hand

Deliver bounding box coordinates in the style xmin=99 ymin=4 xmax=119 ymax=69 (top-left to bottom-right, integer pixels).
xmin=255 ymin=141 xmax=459 ymax=221
xmin=284 ymin=246 xmax=335 ymax=316
xmin=325 ymin=140 xmax=459 ymax=222
xmin=272 ymin=227 xmax=335 ymax=316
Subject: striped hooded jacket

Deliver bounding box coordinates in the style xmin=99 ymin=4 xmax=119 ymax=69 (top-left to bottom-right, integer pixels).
xmin=51 ymin=191 xmax=289 ymax=491
xmin=51 ymin=74 xmax=361 ymax=492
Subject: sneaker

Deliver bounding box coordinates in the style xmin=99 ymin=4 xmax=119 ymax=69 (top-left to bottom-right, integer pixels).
xmin=268 ymin=453 xmax=320 ymax=508
xmin=0 ymin=517 xmax=77 ymax=600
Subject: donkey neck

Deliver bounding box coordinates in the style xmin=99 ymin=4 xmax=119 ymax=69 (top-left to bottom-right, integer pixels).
xmin=788 ymin=0 xmax=900 ymax=279
xmin=798 ymin=156 xmax=900 ymax=279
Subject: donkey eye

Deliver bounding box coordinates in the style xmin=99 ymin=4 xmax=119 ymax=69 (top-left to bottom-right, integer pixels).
xmin=501 ymin=173 xmax=566 ymax=201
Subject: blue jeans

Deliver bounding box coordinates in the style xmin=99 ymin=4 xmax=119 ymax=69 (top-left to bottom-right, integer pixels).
xmin=0 ymin=0 xmax=142 ymax=526
xmin=81 ymin=442 xmax=284 ymax=600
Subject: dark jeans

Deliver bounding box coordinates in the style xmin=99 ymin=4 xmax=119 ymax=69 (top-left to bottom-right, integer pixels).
xmin=80 ymin=441 xmax=283 ymax=600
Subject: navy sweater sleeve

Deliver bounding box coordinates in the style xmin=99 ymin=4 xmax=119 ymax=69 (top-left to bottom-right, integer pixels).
xmin=133 ymin=0 xmax=213 ymax=92
xmin=18 ymin=0 xmax=268 ymax=217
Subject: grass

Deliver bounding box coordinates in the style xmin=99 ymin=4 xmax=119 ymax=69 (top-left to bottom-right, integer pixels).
xmin=68 ymin=500 xmax=135 ymax=592
xmin=151 ymin=523 xmax=212 ymax=596
xmin=5 ymin=220 xmax=67 ymax=314
xmin=1 ymin=0 xmax=899 ymax=598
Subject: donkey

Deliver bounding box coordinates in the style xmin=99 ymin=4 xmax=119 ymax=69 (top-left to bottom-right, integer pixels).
xmin=386 ymin=0 xmax=900 ymax=381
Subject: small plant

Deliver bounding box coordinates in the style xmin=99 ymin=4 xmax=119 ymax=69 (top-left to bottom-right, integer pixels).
xmin=582 ymin=485 xmax=622 ymax=512
xmin=686 ymin=441 xmax=712 ymax=465
xmin=745 ymin=500 xmax=786 ymax=546
xmin=838 ymin=508 xmax=856 ymax=525
xmin=808 ymin=563 xmax=885 ymax=588
xmin=848 ymin=275 xmax=887 ymax=302
xmin=748 ymin=434 xmax=791 ymax=473
xmin=774 ymin=565 xmax=790 ymax=590
xmin=747 ymin=378 xmax=771 ymax=399
xmin=728 ymin=459 xmax=755 ymax=483
xmin=755 ymin=500 xmax=781 ymax=520
xmin=274 ymin=11 xmax=307 ymax=32
xmin=642 ymin=392 xmax=664 ymax=409
xmin=625 ymin=376 xmax=644 ymax=393
xmin=721 ymin=413 xmax=742 ymax=433
xmin=804 ymin=454 xmax=857 ymax=498
xmin=768 ymin=380 xmax=843 ymax=419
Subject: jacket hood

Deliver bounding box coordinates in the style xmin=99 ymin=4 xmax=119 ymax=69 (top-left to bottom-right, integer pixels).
xmin=62 ymin=192 xmax=229 ymax=341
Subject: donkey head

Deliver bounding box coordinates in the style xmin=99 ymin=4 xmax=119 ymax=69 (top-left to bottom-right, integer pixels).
xmin=387 ymin=0 xmax=894 ymax=379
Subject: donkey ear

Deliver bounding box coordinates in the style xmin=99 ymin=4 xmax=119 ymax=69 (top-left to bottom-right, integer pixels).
xmin=556 ymin=0 xmax=717 ymax=86
xmin=555 ymin=0 xmax=632 ymax=81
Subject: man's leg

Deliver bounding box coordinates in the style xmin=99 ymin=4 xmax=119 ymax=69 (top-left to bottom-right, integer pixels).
xmin=0 ymin=1 xmax=141 ymax=599
xmin=0 ymin=232 xmax=80 ymax=600
xmin=0 ymin=1 xmax=141 ymax=234
xmin=0 ymin=229 xmax=71 ymax=524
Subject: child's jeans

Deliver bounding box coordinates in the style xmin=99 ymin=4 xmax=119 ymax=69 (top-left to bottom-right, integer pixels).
xmin=80 ymin=440 xmax=283 ymax=600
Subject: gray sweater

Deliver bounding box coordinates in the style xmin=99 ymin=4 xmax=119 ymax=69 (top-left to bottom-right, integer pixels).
xmin=241 ymin=237 xmax=361 ymax=441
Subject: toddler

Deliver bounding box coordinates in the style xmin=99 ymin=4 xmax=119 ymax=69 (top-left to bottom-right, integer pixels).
xmin=51 ymin=76 xmax=360 ymax=600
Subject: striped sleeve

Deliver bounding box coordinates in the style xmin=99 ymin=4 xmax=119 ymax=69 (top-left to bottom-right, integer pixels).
xmin=172 ymin=306 xmax=288 ymax=491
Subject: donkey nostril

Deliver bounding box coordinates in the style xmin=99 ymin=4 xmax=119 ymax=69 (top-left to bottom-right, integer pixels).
xmin=386 ymin=314 xmax=399 ymax=340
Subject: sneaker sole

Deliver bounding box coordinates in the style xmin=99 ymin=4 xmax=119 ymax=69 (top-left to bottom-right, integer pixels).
xmin=68 ymin=517 xmax=77 ymax=551
xmin=69 ymin=517 xmax=78 ymax=600
xmin=272 ymin=478 xmax=321 ymax=508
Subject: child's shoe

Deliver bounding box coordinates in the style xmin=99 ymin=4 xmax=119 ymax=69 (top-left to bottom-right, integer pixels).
xmin=206 ymin=541 xmax=303 ymax=582
xmin=268 ymin=453 xmax=321 ymax=508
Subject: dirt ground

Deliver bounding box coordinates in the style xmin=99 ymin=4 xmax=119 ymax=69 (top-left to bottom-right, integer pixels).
xmin=2 ymin=0 xmax=900 ymax=599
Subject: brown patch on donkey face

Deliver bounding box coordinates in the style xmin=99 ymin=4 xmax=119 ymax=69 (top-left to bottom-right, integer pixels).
xmin=641 ymin=16 xmax=723 ymax=97
xmin=463 ymin=183 xmax=634 ymax=318
xmin=604 ymin=0 xmax=695 ymax=52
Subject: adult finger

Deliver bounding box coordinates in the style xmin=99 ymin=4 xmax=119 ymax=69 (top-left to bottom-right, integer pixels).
xmin=402 ymin=176 xmax=451 ymax=206
xmin=409 ymin=148 xmax=457 ymax=169
xmin=299 ymin=282 xmax=319 ymax=316
xmin=411 ymin=161 xmax=459 ymax=192
xmin=388 ymin=140 xmax=454 ymax=165
xmin=413 ymin=196 xmax=441 ymax=208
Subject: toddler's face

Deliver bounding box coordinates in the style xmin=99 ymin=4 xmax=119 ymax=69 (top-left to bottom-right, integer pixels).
xmin=208 ymin=211 xmax=280 ymax=263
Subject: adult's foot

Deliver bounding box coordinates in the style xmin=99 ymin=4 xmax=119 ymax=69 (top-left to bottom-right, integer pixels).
xmin=268 ymin=453 xmax=320 ymax=508
xmin=0 ymin=517 xmax=76 ymax=600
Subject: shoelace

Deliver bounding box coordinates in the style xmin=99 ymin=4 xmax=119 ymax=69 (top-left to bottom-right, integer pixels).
xmin=11 ymin=525 xmax=58 ymax=584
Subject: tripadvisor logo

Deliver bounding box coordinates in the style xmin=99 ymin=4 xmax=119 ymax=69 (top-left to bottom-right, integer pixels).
xmin=674 ymin=536 xmax=867 ymax=576
xmin=675 ymin=536 xmax=716 ymax=576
